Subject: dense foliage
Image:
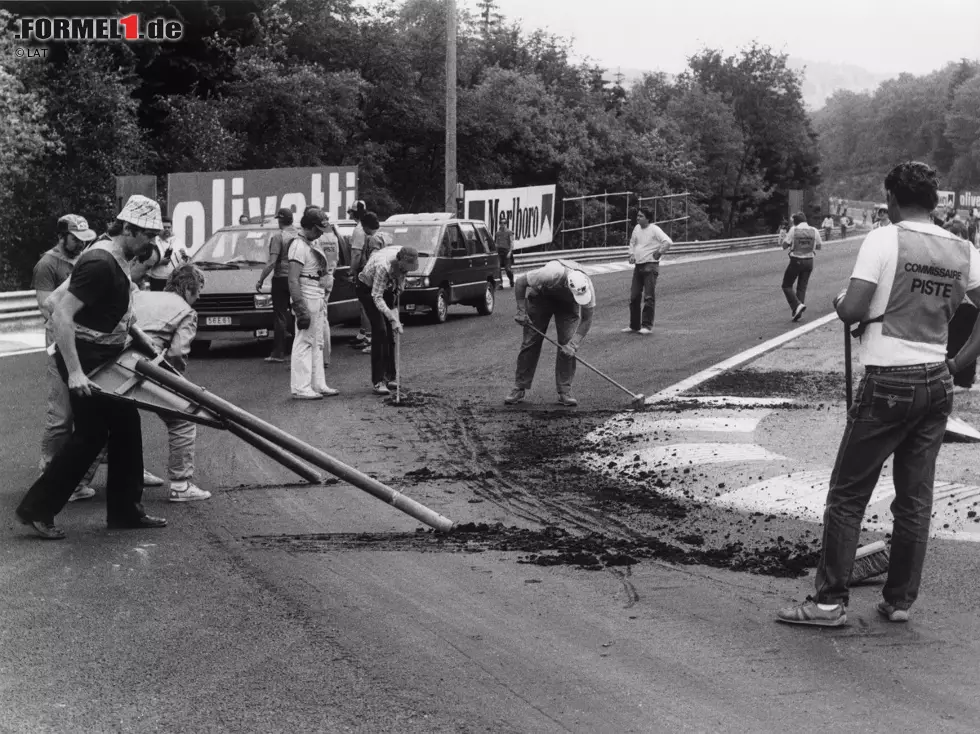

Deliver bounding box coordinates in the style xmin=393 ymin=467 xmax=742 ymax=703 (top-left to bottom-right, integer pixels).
xmin=813 ymin=59 xmax=980 ymax=201
xmin=2 ymin=0 xmax=825 ymax=288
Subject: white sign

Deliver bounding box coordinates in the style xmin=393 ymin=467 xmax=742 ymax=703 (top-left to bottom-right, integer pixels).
xmin=464 ymin=184 xmax=556 ymax=250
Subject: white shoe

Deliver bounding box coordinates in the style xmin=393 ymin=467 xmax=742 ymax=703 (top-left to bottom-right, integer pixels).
xmin=373 ymin=382 xmax=391 ymax=395
xmin=143 ymin=470 xmax=164 ymax=487
xmin=68 ymin=485 xmax=96 ymax=502
xmin=318 ymin=386 xmax=340 ymax=397
xmin=169 ymin=481 xmax=211 ymax=502
xmin=621 ymin=327 xmax=638 ymax=333
xmin=292 ymin=391 xmax=324 ymax=400
xmin=638 ymin=327 xmax=652 ymax=335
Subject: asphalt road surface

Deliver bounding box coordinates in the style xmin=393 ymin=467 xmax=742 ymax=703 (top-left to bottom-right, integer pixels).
xmin=2 ymin=241 xmax=979 ymax=733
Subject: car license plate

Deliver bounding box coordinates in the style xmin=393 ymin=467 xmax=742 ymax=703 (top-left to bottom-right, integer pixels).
xmin=255 ymin=329 xmax=269 ymax=337
xmin=206 ymin=316 xmax=232 ymax=326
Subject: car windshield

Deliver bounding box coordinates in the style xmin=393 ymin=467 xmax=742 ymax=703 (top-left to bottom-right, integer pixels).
xmin=379 ymin=224 xmax=442 ymax=257
xmin=191 ymin=228 xmax=273 ymax=268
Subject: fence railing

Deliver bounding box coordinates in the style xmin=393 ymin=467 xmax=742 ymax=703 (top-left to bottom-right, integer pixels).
xmin=0 ymin=234 xmax=780 ymax=332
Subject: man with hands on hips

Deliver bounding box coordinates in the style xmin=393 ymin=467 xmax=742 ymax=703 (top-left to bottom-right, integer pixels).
xmin=505 ymin=259 xmax=596 ymax=407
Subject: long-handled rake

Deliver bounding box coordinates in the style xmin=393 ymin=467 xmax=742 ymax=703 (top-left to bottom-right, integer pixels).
xmin=523 ymin=321 xmax=646 ymax=410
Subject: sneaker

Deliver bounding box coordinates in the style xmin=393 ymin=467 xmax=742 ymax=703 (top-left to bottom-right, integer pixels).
xmin=638 ymin=327 xmax=652 ymax=335
xmin=775 ymin=598 xmax=846 ymax=627
xmin=876 ymin=601 xmax=910 ymax=622
xmin=792 ymin=304 xmax=807 ymax=322
xmin=556 ymin=393 xmax=579 ymax=407
xmin=68 ymin=485 xmax=96 ymax=502
xmin=373 ymin=382 xmax=391 ymax=395
xmin=292 ymin=391 xmax=324 ymax=400
xmin=169 ymin=481 xmax=212 ymax=502
xmin=953 ymin=385 xmax=975 ymax=394
xmin=386 ymin=380 xmax=399 ymax=390
xmin=264 ymin=356 xmax=286 ymax=363
xmin=504 ymin=388 xmax=526 ymax=405
xmin=143 ymin=470 xmax=164 ymax=487
xmin=16 ymin=510 xmax=66 ymax=540
xmin=361 ymin=345 xmax=372 ymax=354
xmin=621 ymin=327 xmax=638 ymax=333
xmin=318 ymin=386 xmax=340 ymax=397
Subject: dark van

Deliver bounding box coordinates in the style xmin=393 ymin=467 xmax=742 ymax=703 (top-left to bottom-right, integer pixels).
xmin=379 ymin=213 xmax=500 ymax=323
xmin=189 ymin=219 xmax=359 ymax=350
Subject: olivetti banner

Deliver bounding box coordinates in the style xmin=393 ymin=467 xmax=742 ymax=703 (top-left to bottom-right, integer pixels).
xmin=464 ymin=185 xmax=556 ymax=250
xmin=168 ymin=166 xmax=358 ymax=249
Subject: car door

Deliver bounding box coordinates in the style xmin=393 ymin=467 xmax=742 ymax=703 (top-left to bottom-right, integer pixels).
xmin=474 ymin=222 xmax=500 ymax=286
xmin=458 ymin=222 xmax=489 ymax=299
xmin=327 ymin=223 xmax=358 ymax=324
xmin=443 ymin=224 xmax=467 ymax=302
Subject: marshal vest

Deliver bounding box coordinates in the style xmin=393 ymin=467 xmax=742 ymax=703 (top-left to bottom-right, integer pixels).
xmin=73 ymin=244 xmax=134 ymax=349
xmin=879 ymin=223 xmax=971 ymax=345
xmin=789 ymin=225 xmax=819 ymax=258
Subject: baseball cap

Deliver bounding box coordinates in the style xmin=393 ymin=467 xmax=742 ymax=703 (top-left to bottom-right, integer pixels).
xmin=566 ymin=269 xmax=593 ymax=306
xmin=117 ymin=195 xmax=163 ymax=231
xmin=347 ymin=199 xmax=366 ymax=215
xmin=275 ymin=207 xmax=294 ymax=222
xmin=57 ymin=214 xmax=97 ymax=242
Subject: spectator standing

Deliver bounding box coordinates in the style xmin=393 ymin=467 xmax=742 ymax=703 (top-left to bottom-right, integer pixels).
xmin=505 ymin=260 xmax=596 ymax=407
xmin=356 ymin=246 xmax=418 ymax=395
xmin=623 ymin=208 xmax=672 ymax=335
xmin=287 ymin=209 xmax=332 ymax=399
xmin=821 ymin=215 xmax=834 ymax=241
xmin=873 ymin=205 xmax=891 ymax=229
xmin=494 ymin=216 xmax=515 ymax=287
xmin=256 ymin=207 xmax=298 ymax=363
xmin=780 ymin=212 xmax=823 ymax=322
xmin=840 ymin=214 xmax=850 ymax=239
xmin=776 ymin=161 xmax=980 ymax=627
xmin=347 ymin=200 xmax=372 ymax=350
xmin=147 ymin=216 xmax=189 ymax=292
xmin=34 ymin=214 xmax=98 ymax=502
xmin=16 ymin=195 xmax=167 ymax=539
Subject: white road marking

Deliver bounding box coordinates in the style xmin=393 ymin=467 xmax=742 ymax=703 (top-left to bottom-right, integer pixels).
xmin=587 ymin=442 xmax=787 ymax=473
xmin=585 ymin=409 xmax=773 ymax=444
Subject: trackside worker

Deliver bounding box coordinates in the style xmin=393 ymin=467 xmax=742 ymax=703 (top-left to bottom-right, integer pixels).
xmin=17 ymin=195 xmax=168 ymax=539
xmin=256 ymin=207 xmax=298 ymax=363
xmin=777 ymin=161 xmax=980 ymax=627
xmin=780 ymin=212 xmax=823 ymax=322
xmin=505 ymin=260 xmax=595 ymax=407
xmin=495 ymin=216 xmax=515 ymax=288
xmin=288 ymin=209 xmax=331 ymax=399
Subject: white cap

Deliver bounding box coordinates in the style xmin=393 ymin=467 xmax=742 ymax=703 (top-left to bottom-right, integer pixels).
xmin=117 ymin=195 xmax=163 ymax=231
xmin=566 ymin=269 xmax=593 ymax=306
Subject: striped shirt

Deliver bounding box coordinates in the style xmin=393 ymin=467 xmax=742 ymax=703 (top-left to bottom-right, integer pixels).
xmin=358 ymin=246 xmax=403 ymax=322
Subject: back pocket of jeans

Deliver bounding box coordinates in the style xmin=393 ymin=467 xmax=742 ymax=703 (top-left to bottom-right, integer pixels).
xmin=865 ymin=381 xmax=914 ymax=422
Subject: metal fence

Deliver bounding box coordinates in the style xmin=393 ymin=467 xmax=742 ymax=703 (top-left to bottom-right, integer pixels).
xmin=0 ymin=234 xmax=779 ymax=333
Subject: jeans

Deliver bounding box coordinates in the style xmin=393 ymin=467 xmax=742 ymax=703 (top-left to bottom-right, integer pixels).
xmin=270 ymin=276 xmax=290 ymax=360
xmin=41 ymin=352 xmax=72 ymax=468
xmin=162 ymin=416 xmax=195 ymax=482
xmin=290 ymin=296 xmax=326 ymax=395
xmin=515 ymin=296 xmax=579 ymax=394
xmin=497 ymin=248 xmax=514 ymax=287
xmin=947 ymin=302 xmax=978 ymax=388
xmin=815 ymin=363 xmax=953 ymax=609
xmin=781 ymin=257 xmax=813 ymax=312
xmin=356 ymin=284 xmax=396 ymax=385
xmin=18 ymin=355 xmax=146 ymax=525
xmin=629 ymin=263 xmax=659 ymax=330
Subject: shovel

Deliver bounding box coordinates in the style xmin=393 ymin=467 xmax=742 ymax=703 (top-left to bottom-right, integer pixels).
xmin=523 ymin=321 xmax=646 ymax=410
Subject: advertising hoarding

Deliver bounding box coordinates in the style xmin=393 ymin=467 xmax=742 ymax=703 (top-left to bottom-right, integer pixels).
xmin=464 ymin=184 xmax=556 ymax=250
xmin=168 ymin=166 xmax=357 ymax=249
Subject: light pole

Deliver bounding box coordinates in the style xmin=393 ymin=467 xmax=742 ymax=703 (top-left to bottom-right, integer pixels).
xmin=445 ymin=0 xmax=457 ymax=214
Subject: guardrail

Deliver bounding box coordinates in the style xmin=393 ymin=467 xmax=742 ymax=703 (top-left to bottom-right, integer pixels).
xmin=0 ymin=234 xmax=781 ymax=332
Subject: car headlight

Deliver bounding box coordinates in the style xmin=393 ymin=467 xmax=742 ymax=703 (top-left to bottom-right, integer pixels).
xmin=406 ymin=276 xmax=428 ymax=288
xmin=254 ymin=294 xmax=272 ymax=309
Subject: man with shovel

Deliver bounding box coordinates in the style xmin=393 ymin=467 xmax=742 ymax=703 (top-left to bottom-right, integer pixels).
xmin=505 ymin=260 xmax=595 ymax=407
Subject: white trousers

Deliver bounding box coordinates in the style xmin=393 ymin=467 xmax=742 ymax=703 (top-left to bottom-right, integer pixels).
xmin=290 ymin=296 xmax=326 ymax=395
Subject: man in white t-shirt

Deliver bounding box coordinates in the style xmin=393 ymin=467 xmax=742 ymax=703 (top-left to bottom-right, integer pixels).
xmin=780 ymin=212 xmax=823 ymax=321
xmin=287 ymin=209 xmax=334 ymax=399
xmin=778 ymin=162 xmax=980 ymax=628
xmin=623 ymin=207 xmax=672 ymax=334
xmin=147 ymin=217 xmax=189 ymax=291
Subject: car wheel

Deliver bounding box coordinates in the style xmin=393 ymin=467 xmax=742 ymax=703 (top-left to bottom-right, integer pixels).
xmin=190 ymin=339 xmax=211 ymax=355
xmin=476 ymin=280 xmax=495 ymax=315
xmin=431 ymin=288 xmax=450 ymax=324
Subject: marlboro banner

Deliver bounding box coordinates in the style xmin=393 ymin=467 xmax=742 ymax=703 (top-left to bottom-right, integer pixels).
xmin=168 ymin=166 xmax=358 ymax=250
xmin=464 ymin=184 xmax=556 ymax=250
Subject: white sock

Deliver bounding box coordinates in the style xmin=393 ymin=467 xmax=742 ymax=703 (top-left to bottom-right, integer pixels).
xmin=816 ymin=603 xmax=839 ymax=611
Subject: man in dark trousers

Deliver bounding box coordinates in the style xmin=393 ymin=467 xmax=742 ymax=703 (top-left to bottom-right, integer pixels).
xmin=776 ymin=162 xmax=980 ymax=627
xmin=780 ymin=212 xmax=823 ymax=321
xmin=256 ymin=207 xmax=297 ymax=363
xmin=16 ymin=195 xmax=167 ymax=539
xmin=494 ymin=216 xmax=515 ymax=287
xmin=505 ymin=259 xmax=595 ymax=406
